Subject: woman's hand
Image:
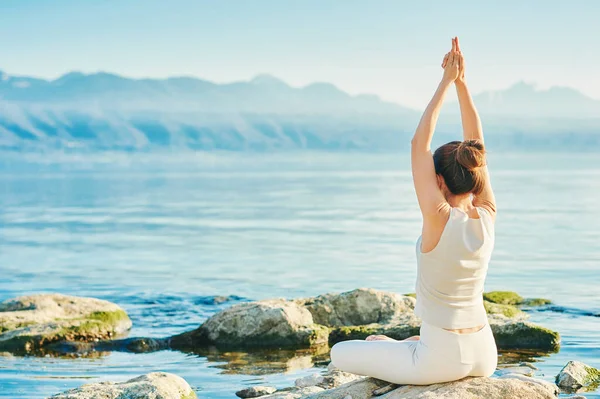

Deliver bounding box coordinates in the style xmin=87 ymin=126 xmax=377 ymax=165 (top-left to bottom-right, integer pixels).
xmin=442 ymin=42 xmax=460 ymax=84
xmin=442 ymin=37 xmax=465 ymax=83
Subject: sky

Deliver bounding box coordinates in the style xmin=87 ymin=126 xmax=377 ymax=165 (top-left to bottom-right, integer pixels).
xmin=1 ymin=0 xmax=599 ymax=108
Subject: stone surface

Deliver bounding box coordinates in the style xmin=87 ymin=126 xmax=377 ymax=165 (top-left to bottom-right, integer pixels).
xmin=259 ymin=386 xmax=324 ymax=399
xmin=48 ymin=372 xmax=196 ymax=399
xmin=556 ymin=360 xmax=600 ymax=391
xmin=0 ymin=294 xmax=131 ymax=353
xmin=170 ymin=299 xmax=329 ymax=349
xmin=301 ymin=376 xmax=558 ymax=399
xmin=488 ymin=316 xmax=560 ymax=351
xmin=296 ymin=374 xmax=325 ymax=388
xmin=296 ymin=288 xmax=415 ymax=327
xmin=236 ymin=386 xmax=277 ymax=398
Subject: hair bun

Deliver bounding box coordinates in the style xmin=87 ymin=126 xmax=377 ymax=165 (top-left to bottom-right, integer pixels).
xmin=456 ymin=139 xmax=486 ymax=171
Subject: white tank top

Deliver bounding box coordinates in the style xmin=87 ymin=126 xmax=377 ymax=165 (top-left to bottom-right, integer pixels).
xmin=414 ymin=207 xmax=494 ymax=329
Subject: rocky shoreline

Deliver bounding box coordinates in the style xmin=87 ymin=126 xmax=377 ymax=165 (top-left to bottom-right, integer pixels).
xmin=1 ymin=288 xmax=597 ymax=398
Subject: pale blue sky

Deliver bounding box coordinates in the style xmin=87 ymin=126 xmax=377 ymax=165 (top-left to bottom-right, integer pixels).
xmin=1 ymin=0 xmax=598 ymax=107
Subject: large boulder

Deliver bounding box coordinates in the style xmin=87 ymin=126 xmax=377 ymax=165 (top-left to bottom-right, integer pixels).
xmin=48 ymin=372 xmax=196 ymax=399
xmin=296 ymin=288 xmax=415 ymax=326
xmin=488 ymin=315 xmax=560 ymax=351
xmin=556 ymin=360 xmax=600 ymax=391
xmin=276 ymin=376 xmax=558 ymax=399
xmin=170 ymin=299 xmax=329 ymax=349
xmin=253 ymin=362 xmax=559 ymax=399
xmin=0 ymin=294 xmax=131 ymax=353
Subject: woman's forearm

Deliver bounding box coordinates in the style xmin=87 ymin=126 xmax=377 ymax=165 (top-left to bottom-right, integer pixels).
xmin=455 ymin=80 xmax=483 ymax=142
xmin=411 ymin=80 xmax=453 ymax=150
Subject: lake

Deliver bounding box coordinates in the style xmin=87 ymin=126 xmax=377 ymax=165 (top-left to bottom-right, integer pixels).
xmin=0 ymin=151 xmax=599 ymax=398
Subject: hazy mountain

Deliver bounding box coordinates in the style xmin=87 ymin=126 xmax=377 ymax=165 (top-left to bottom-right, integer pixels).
xmin=0 ymin=70 xmax=598 ymax=151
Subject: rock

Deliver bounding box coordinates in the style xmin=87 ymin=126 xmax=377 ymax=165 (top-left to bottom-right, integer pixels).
xmin=484 ymin=300 xmax=526 ymax=318
xmin=0 ymin=294 xmax=131 ymax=353
xmin=484 ymin=291 xmax=525 ymax=305
xmin=301 ymin=376 xmax=558 ymax=399
xmin=497 ymin=373 xmax=559 ymax=394
xmin=328 ymin=312 xmax=421 ymax=345
xmin=318 ymin=369 xmax=363 ymax=389
xmin=521 ymin=298 xmax=552 ymax=306
xmin=170 ymin=288 xmax=559 ymax=352
xmin=556 ymin=360 xmax=600 ymax=391
xmin=170 ymin=299 xmax=329 ymax=349
xmin=301 ymin=377 xmax=389 ymax=399
xmin=484 ymin=291 xmax=552 ymax=307
xmin=296 ymin=373 xmax=325 ymax=388
xmin=48 ymin=372 xmax=196 ymax=399
xmin=488 ymin=317 xmax=560 ymax=351
xmin=260 ymin=386 xmax=324 ymax=399
xmin=236 ymin=386 xmax=277 ymax=398
xmin=495 ymin=366 xmax=536 ymax=377
xmin=296 ymin=289 xmax=415 ymax=327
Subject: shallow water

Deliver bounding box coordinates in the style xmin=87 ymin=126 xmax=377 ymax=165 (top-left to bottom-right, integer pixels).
xmin=0 ymin=151 xmax=599 ymax=398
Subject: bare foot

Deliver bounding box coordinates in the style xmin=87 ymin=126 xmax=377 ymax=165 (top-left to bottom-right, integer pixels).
xmin=365 ymin=334 xmax=396 ymax=342
xmin=402 ymin=335 xmax=420 ymax=341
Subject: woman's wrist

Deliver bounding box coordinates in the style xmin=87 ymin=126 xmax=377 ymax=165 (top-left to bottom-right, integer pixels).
xmin=439 ymin=78 xmax=454 ymax=88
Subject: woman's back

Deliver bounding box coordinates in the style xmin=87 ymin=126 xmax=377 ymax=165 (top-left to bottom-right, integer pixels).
xmin=415 ymin=207 xmax=494 ymax=330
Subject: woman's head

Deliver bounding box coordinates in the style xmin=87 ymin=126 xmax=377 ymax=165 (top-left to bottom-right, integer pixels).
xmin=433 ymin=139 xmax=486 ymax=196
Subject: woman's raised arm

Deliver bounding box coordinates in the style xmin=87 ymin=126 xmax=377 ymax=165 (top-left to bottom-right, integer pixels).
xmin=454 ymin=37 xmax=484 ymax=142
xmin=453 ymin=37 xmax=497 ymax=216
xmin=411 ymin=49 xmax=459 ymax=217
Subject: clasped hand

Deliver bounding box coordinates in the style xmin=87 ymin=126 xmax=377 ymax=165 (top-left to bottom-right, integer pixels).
xmin=441 ymin=37 xmax=465 ymax=84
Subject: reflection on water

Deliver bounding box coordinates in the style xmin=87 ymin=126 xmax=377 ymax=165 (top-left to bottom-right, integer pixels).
xmin=192 ymin=345 xmax=331 ymax=375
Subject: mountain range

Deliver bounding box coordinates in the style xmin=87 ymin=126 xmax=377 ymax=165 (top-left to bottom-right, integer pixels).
xmin=0 ymin=70 xmax=599 ymax=151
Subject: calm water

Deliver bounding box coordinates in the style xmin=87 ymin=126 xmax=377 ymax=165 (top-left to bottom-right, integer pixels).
xmin=0 ymin=151 xmax=599 ymax=398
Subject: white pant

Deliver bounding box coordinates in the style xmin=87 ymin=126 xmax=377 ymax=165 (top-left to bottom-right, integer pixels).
xmin=330 ymin=321 xmax=498 ymax=385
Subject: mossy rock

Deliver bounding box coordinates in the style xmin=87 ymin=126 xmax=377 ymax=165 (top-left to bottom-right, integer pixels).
xmin=521 ymin=298 xmax=552 ymax=307
xmin=0 ymin=294 xmax=131 ymax=354
xmin=555 ymin=360 xmax=600 ymax=392
xmin=490 ymin=321 xmax=560 ymax=351
xmin=328 ymin=323 xmax=420 ymax=345
xmin=484 ymin=300 xmax=524 ymax=318
xmin=483 ymin=291 xmax=524 ymax=305
xmin=484 ymin=291 xmax=551 ymax=307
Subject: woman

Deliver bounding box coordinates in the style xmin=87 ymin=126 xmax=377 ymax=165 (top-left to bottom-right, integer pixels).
xmin=330 ymin=37 xmax=498 ymax=385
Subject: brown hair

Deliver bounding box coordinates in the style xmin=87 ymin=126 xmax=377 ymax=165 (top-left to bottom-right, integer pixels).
xmin=433 ymin=139 xmax=486 ymax=196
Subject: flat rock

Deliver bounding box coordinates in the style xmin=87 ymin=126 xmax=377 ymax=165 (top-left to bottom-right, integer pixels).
xmin=48 ymin=372 xmax=196 ymax=399
xmin=170 ymin=299 xmax=329 ymax=349
xmin=301 ymin=376 xmax=558 ymax=399
xmin=556 ymin=360 xmax=600 ymax=391
xmin=0 ymin=294 xmax=131 ymax=353
xmin=259 ymin=386 xmax=325 ymax=399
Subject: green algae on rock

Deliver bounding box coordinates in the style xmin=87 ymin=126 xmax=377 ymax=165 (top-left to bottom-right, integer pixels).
xmin=489 ymin=320 xmax=560 ymax=351
xmin=0 ymin=294 xmax=131 ymax=353
xmin=484 ymin=300 xmax=524 ymax=318
xmin=49 ymin=372 xmax=197 ymax=399
xmin=556 ymin=360 xmax=600 ymax=392
xmin=484 ymin=291 xmax=552 ymax=307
